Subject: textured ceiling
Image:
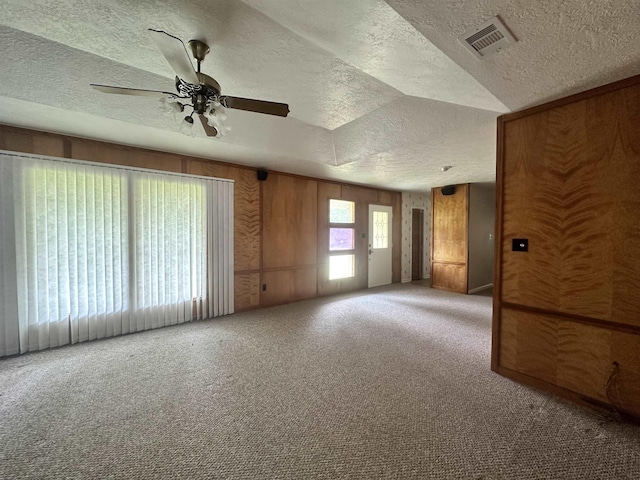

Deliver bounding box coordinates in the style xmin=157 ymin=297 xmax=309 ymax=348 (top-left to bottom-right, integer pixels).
xmin=1 ymin=0 xmax=639 ymax=192
xmin=385 ymin=0 xmax=640 ymax=111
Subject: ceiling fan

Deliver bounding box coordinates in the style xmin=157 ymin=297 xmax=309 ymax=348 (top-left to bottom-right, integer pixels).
xmin=91 ymin=29 xmax=290 ymax=137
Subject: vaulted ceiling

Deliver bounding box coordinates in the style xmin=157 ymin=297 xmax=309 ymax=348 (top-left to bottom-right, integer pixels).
xmin=1 ymin=1 xmax=639 ymax=191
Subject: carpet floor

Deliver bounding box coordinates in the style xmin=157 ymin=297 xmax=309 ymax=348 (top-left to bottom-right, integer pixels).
xmin=1 ymin=283 xmax=639 ymax=479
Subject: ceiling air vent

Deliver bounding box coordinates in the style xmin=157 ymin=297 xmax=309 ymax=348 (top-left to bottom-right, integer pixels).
xmin=459 ymin=16 xmax=515 ymax=59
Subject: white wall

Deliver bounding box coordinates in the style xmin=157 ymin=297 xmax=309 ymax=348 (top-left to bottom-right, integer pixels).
xmin=401 ymin=192 xmax=430 ymax=283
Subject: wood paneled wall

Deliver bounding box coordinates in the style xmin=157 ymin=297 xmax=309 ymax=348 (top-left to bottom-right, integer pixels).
xmin=262 ymin=174 xmax=318 ymax=307
xmin=430 ymin=184 xmax=469 ymax=293
xmin=0 ymin=125 xmax=402 ymax=312
xmin=494 ymin=74 xmax=640 ymax=418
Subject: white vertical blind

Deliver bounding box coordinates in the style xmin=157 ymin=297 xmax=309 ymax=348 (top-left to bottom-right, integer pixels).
xmin=131 ymin=172 xmax=208 ymax=331
xmin=0 ymin=159 xmax=20 ymax=357
xmin=15 ymin=159 xmax=130 ymax=351
xmin=207 ymin=180 xmax=234 ymax=318
xmin=0 ymin=152 xmax=234 ymax=357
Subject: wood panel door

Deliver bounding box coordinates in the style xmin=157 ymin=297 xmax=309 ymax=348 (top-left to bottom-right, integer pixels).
xmin=493 ymin=73 xmax=640 ymax=418
xmin=500 ymin=90 xmax=640 ymax=325
xmin=431 ymin=184 xmax=468 ymax=293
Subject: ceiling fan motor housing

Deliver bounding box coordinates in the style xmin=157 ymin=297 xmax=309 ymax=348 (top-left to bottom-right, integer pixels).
xmin=197 ymin=73 xmax=221 ymax=96
xmin=175 ymin=74 xmax=222 ymax=114
xmin=194 ymin=93 xmax=208 ymax=114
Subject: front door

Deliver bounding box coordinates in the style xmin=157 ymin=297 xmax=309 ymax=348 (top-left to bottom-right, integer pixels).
xmin=368 ymin=204 xmax=393 ymax=288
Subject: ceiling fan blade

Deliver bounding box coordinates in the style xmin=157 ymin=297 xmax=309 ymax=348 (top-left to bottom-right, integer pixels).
xmin=91 ymin=84 xmax=174 ymax=97
xmin=148 ymin=29 xmax=199 ymax=85
xmin=222 ymin=96 xmax=290 ymax=117
xmin=198 ymin=115 xmax=218 ymax=137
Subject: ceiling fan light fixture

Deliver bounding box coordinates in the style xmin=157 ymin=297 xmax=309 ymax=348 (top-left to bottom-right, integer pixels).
xmin=178 ymin=115 xmax=196 ymax=138
xmin=203 ymin=103 xmax=231 ymax=136
xmin=91 ymin=29 xmax=289 ymax=139
xmin=158 ymin=96 xmax=185 ymax=123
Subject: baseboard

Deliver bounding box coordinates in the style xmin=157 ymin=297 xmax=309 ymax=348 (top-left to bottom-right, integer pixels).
xmin=468 ymin=283 xmax=493 ymax=294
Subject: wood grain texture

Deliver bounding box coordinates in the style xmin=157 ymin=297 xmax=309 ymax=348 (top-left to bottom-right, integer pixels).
xmin=187 ymin=160 xmax=260 ymax=272
xmin=262 ymin=174 xmax=318 ymax=269
xmin=431 ymin=185 xmax=468 ymax=263
xmin=501 ymin=86 xmax=640 ymax=326
xmin=431 ymin=263 xmax=467 ymax=293
xmin=234 ymin=273 xmax=260 ymax=311
xmin=317 ymin=182 xmax=354 ymax=297
xmin=431 ymin=184 xmax=468 ymax=293
xmin=492 ymin=117 xmax=506 ymax=371
xmin=495 ymin=365 xmax=628 ymax=419
xmin=497 ymin=307 xmax=517 ymax=372
xmin=378 ymin=190 xmax=392 ymax=205
xmin=557 ymin=320 xmax=611 ymax=402
xmin=70 ymin=139 xmax=182 ymax=172
xmin=341 ymin=184 xmax=379 ymax=204
xmin=494 ymin=76 xmax=640 ymax=417
xmin=499 ymin=307 xmax=640 ymax=415
xmin=610 ymin=331 xmax=640 ymax=415
xmin=0 ymin=127 xmax=64 ymax=157
xmin=262 ymin=267 xmax=317 ymax=307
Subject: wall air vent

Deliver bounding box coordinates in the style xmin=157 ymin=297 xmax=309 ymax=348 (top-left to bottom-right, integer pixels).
xmin=459 ymin=16 xmax=516 ymax=60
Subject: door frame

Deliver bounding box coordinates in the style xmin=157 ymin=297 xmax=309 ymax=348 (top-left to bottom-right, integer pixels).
xmin=411 ymin=207 xmax=425 ymax=281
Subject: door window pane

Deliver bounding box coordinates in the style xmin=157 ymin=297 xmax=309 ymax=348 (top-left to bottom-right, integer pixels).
xmin=329 ymin=254 xmax=355 ymax=280
xmin=329 ymin=228 xmax=355 ymax=251
xmin=372 ymin=211 xmax=389 ymax=249
xmin=329 ymin=199 xmax=355 ymax=223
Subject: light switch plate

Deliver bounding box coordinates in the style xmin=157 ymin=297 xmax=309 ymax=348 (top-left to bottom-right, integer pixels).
xmin=512 ymin=238 xmax=528 ymax=252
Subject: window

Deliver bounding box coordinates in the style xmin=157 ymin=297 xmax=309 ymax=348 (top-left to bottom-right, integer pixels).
xmin=133 ymin=175 xmax=207 ymax=312
xmin=0 ymin=152 xmax=234 ymax=356
xmin=22 ymin=163 xmax=129 ymax=324
xmin=372 ymin=211 xmax=389 ymax=249
xmin=329 ymin=254 xmax=354 ymax=280
xmin=329 ymin=199 xmax=355 ymax=280
xmin=329 ymin=199 xmax=355 ymax=223
xmin=329 ymin=228 xmax=354 ymax=251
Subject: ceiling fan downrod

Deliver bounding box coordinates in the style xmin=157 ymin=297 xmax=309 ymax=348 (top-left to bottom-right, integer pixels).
xmin=188 ymin=39 xmax=210 ymax=74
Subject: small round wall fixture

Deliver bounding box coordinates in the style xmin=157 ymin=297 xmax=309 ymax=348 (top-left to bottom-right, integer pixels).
xmin=441 ymin=165 xmax=453 ymax=172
